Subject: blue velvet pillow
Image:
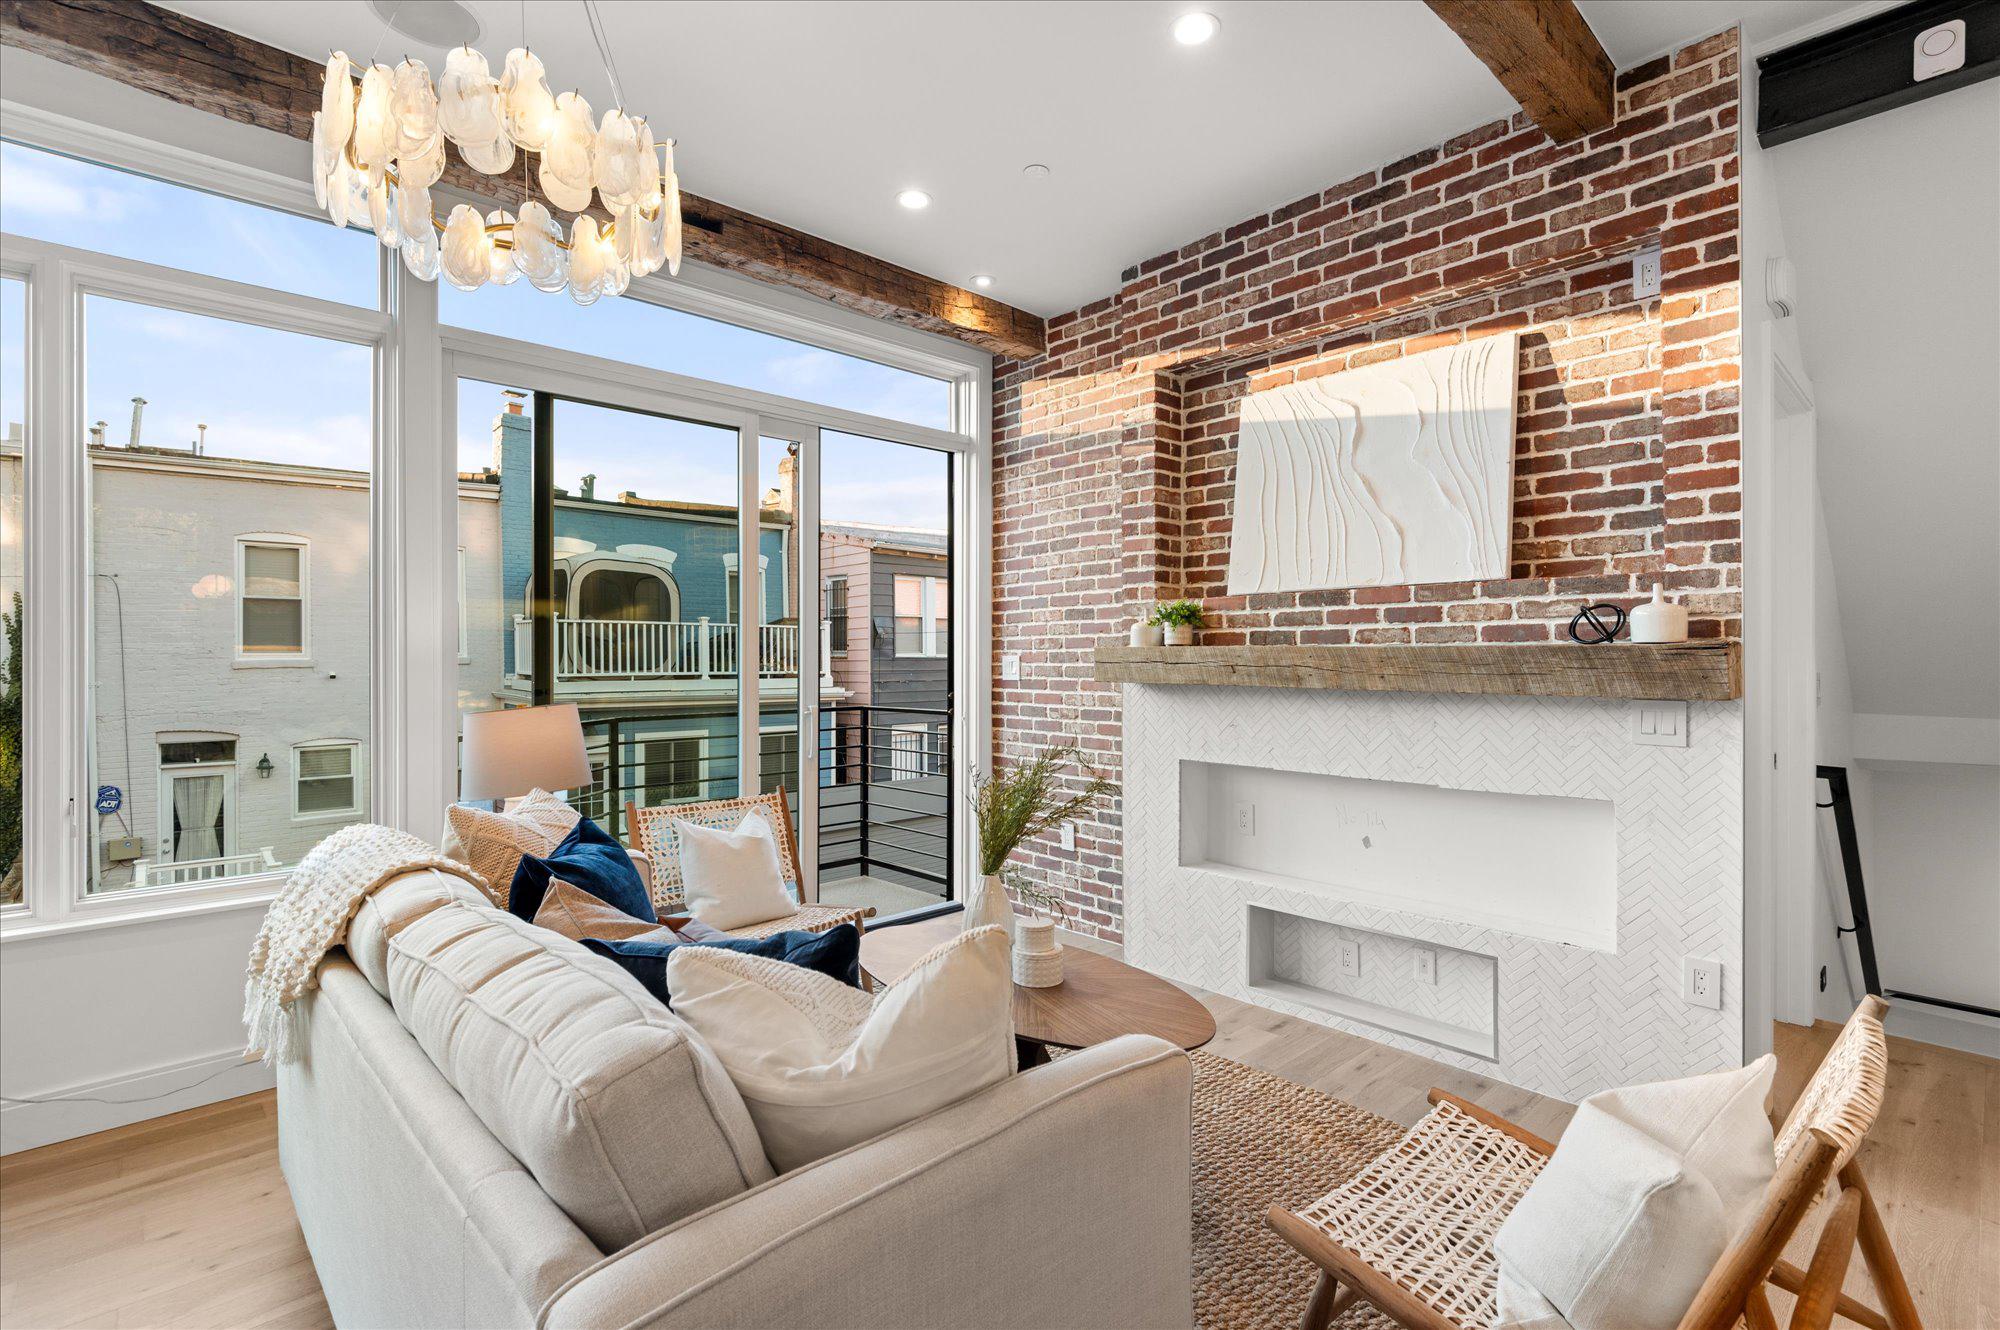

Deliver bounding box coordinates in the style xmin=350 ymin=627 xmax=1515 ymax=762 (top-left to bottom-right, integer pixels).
xmin=508 ymin=816 xmax=655 ymax=925
xmin=583 ymin=924 xmax=861 ymax=1006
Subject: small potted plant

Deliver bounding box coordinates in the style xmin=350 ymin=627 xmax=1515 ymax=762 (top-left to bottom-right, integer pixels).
xmin=968 ymin=745 xmax=1112 ymax=947
xmin=1152 ymin=599 xmax=1204 ymax=647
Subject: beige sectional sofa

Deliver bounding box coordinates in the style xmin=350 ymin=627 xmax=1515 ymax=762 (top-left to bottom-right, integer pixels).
xmin=278 ymin=868 xmax=1196 ymax=1329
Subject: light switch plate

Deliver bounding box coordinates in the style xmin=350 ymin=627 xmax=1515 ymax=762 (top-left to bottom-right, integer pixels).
xmin=1059 ymin=821 xmax=1075 ymax=852
xmin=999 ymin=653 xmax=1021 ymax=681
xmin=1631 ymin=700 xmax=1689 ymax=747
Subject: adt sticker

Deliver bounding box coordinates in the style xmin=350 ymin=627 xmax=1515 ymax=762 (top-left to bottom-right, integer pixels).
xmin=94 ymin=785 xmax=123 ymax=815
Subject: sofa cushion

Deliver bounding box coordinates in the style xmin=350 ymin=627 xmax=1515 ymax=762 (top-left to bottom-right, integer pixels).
xmin=441 ymin=790 xmax=578 ymax=908
xmin=667 ymin=925 xmax=1015 ymax=1171
xmin=345 ymin=868 xmax=495 ymax=997
xmin=584 ymin=924 xmax=863 ymax=1005
xmin=385 ymin=895 xmax=775 ymax=1250
xmin=531 ymin=877 xmax=668 ymax=943
xmin=508 ymin=816 xmax=655 ymax=926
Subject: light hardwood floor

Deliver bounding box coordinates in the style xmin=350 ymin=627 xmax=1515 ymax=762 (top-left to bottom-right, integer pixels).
xmin=1 ymin=1000 xmax=1990 ymax=1329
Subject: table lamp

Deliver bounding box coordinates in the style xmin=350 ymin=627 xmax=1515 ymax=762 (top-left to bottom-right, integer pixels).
xmin=460 ymin=703 xmax=592 ymax=804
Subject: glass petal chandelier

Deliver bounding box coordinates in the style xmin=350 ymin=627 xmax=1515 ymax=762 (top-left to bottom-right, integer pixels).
xmin=311 ymin=33 xmax=682 ymax=306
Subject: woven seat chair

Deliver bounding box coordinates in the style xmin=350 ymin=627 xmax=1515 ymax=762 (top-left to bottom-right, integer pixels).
xmin=1267 ymin=996 xmax=1921 ymax=1330
xmin=623 ymin=788 xmax=875 ymax=943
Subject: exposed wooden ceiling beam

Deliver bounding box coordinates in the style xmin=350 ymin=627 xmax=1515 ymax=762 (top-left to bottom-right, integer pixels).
xmin=0 ymin=0 xmax=1046 ymax=359
xmin=1424 ymin=0 xmax=1614 ymax=143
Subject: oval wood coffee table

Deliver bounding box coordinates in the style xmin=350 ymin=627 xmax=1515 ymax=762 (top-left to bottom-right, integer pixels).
xmin=859 ymin=917 xmax=1217 ymax=1066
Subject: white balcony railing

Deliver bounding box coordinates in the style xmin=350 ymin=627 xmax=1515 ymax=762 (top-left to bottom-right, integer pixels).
xmin=132 ymin=847 xmax=281 ymax=888
xmin=512 ymin=617 xmax=831 ymax=684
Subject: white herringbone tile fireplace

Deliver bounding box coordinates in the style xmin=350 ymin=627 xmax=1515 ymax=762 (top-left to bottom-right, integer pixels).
xmin=1121 ymin=683 xmax=1744 ymax=1102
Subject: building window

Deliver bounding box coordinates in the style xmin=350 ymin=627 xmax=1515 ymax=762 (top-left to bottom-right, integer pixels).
xmin=642 ymin=736 xmax=707 ymax=804
xmin=238 ymin=537 xmax=308 ymax=658
xmin=893 ymin=574 xmax=948 ymax=657
xmin=825 ymin=577 xmax=848 ymax=655
xmin=293 ymin=741 xmax=361 ymax=819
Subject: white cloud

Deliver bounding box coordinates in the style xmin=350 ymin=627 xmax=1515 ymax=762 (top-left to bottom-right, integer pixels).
xmin=0 ymin=149 xmax=133 ymax=224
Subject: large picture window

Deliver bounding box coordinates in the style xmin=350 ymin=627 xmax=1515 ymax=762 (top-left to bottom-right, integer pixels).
xmin=3 ymin=120 xmax=983 ymax=933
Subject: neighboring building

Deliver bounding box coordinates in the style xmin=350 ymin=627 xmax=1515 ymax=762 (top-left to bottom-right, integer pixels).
xmin=3 ymin=397 xmax=833 ymax=893
xmin=820 ymin=521 xmax=949 ymax=782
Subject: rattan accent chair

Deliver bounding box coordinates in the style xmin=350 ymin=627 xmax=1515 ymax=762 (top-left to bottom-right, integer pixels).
xmin=623 ymin=787 xmax=875 ymax=942
xmin=1267 ymin=996 xmax=1921 ymax=1330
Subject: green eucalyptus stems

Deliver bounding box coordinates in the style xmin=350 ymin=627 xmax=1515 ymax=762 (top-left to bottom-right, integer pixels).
xmin=972 ymin=744 xmax=1112 ymax=878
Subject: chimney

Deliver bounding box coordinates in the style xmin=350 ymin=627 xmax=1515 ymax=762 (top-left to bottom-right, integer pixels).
xmin=127 ymin=396 xmax=147 ymax=448
xmin=89 ymin=420 xmax=108 ymax=447
xmin=195 ymin=423 xmax=208 ymax=455
xmin=779 ymin=445 xmax=800 ymax=624
xmin=494 ymin=389 xmax=529 ymax=473
xmin=579 ymin=473 xmax=596 ymax=501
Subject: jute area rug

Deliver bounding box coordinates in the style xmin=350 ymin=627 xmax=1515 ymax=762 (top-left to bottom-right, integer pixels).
xmin=1189 ymin=1049 xmax=1406 ymax=1330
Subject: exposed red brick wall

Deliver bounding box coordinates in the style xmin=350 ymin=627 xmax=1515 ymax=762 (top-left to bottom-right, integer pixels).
xmin=992 ymin=31 xmax=1743 ymax=941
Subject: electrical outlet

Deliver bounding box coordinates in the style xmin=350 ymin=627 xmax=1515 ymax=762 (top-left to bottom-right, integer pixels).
xmin=1234 ymin=800 xmax=1256 ymax=836
xmin=999 ymin=653 xmax=1021 ymax=682
xmin=1335 ymin=938 xmax=1361 ymax=979
xmin=1059 ymin=821 xmax=1075 ymax=852
xmin=1632 ymin=246 xmax=1662 ymax=299
xmin=1413 ymin=947 xmax=1437 ymax=986
xmin=1684 ymin=957 xmax=1723 ymax=1010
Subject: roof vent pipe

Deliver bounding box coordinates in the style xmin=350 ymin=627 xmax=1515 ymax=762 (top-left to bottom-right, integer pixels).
xmin=89 ymin=420 xmax=108 ymax=447
xmin=128 ymin=396 xmax=147 ymax=448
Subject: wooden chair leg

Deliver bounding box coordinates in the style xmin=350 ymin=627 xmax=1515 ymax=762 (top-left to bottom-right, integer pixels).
xmin=1840 ymin=1163 xmax=1923 ymax=1330
xmin=1300 ymin=1270 xmax=1353 ymax=1330
xmin=1746 ymin=1285 xmax=1780 ymax=1330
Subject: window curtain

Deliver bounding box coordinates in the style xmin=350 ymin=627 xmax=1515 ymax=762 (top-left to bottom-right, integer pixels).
xmin=172 ymin=773 xmax=225 ymax=861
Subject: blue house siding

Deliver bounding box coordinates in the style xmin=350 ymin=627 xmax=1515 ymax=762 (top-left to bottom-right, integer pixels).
xmin=494 ymin=408 xmax=791 ymax=676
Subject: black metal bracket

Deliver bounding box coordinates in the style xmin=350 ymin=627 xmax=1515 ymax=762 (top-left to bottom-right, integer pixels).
xmin=1758 ymin=0 xmax=2000 ymax=148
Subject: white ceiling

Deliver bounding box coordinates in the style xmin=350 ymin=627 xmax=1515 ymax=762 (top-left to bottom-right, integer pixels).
xmin=161 ymin=1 xmax=1867 ymax=317
xmin=1769 ymin=80 xmax=2000 ymax=720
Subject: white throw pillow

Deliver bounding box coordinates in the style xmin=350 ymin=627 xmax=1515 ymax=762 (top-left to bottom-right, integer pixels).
xmin=674 ymin=813 xmax=795 ymax=930
xmin=1492 ymin=1054 xmax=1777 ymax=1330
xmin=666 ymin=925 xmax=1017 ymax=1171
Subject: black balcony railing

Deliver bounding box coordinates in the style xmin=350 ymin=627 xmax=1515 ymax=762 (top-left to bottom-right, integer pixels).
xmin=569 ymin=703 xmax=950 ymax=910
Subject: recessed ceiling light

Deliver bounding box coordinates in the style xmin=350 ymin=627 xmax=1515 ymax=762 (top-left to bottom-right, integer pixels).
xmin=972 ymin=274 xmax=994 ymax=289
xmin=367 ymin=0 xmax=481 ymax=47
xmin=1172 ymin=11 xmax=1220 ymax=45
xmin=896 ymin=188 xmax=932 ymax=210
xmin=1021 ymin=163 xmax=1051 ymax=179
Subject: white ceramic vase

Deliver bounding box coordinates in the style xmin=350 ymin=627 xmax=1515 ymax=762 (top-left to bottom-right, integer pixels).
xmin=1129 ymin=621 xmax=1165 ymax=647
xmin=1629 ymin=584 xmax=1689 ymax=643
xmin=964 ymin=872 xmax=1017 ymax=945
xmin=1164 ymin=623 xmax=1196 ymax=647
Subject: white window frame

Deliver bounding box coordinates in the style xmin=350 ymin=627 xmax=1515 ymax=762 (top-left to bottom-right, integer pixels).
xmin=456 ymin=546 xmax=469 ymax=663
xmin=892 ymin=573 xmax=949 ymax=658
xmin=291 ymin=739 xmax=363 ymax=821
xmin=1 ymin=99 xmax=990 ymax=940
xmin=638 ymin=732 xmax=709 ymax=804
xmin=235 ymin=534 xmax=311 ymax=664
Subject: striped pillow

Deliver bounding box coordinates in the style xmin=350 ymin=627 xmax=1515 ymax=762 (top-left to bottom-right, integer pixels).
xmin=443 ymin=789 xmax=579 ymax=907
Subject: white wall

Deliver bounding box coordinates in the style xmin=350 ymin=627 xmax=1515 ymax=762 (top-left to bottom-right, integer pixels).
xmin=1769 ymin=77 xmax=2000 ymax=1055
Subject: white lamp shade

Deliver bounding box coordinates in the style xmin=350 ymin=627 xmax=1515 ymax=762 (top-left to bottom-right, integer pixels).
xmin=460 ymin=704 xmax=592 ymax=802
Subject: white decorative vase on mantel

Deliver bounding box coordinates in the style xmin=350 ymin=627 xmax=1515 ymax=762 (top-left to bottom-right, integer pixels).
xmin=963 ymin=873 xmax=1017 ymax=945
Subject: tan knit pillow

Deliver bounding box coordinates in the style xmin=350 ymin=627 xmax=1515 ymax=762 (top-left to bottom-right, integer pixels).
xmin=532 ymin=877 xmax=671 ymax=943
xmin=442 ymin=789 xmax=579 ymax=907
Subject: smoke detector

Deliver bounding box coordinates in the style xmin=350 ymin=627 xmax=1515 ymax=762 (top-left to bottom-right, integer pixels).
xmin=1913 ymin=19 xmax=1966 ymax=82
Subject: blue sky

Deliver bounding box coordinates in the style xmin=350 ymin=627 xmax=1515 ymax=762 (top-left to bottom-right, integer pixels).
xmin=0 ymin=141 xmax=950 ymax=530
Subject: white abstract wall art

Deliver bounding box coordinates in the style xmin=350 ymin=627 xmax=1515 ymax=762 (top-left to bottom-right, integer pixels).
xmin=1224 ymin=333 xmax=1519 ymax=594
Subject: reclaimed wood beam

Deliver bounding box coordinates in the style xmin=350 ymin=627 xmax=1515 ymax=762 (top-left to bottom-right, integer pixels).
xmin=1424 ymin=0 xmax=1614 ymax=143
xmin=0 ymin=0 xmax=1046 ymax=358
xmin=1092 ymin=642 xmax=1743 ymax=701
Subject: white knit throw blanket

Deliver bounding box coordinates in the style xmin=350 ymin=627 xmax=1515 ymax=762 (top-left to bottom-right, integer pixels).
xmin=243 ymin=822 xmax=490 ymax=1063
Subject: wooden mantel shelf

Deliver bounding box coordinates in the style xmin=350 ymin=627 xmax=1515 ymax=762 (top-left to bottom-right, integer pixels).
xmin=1092 ymin=641 xmax=1742 ymax=701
